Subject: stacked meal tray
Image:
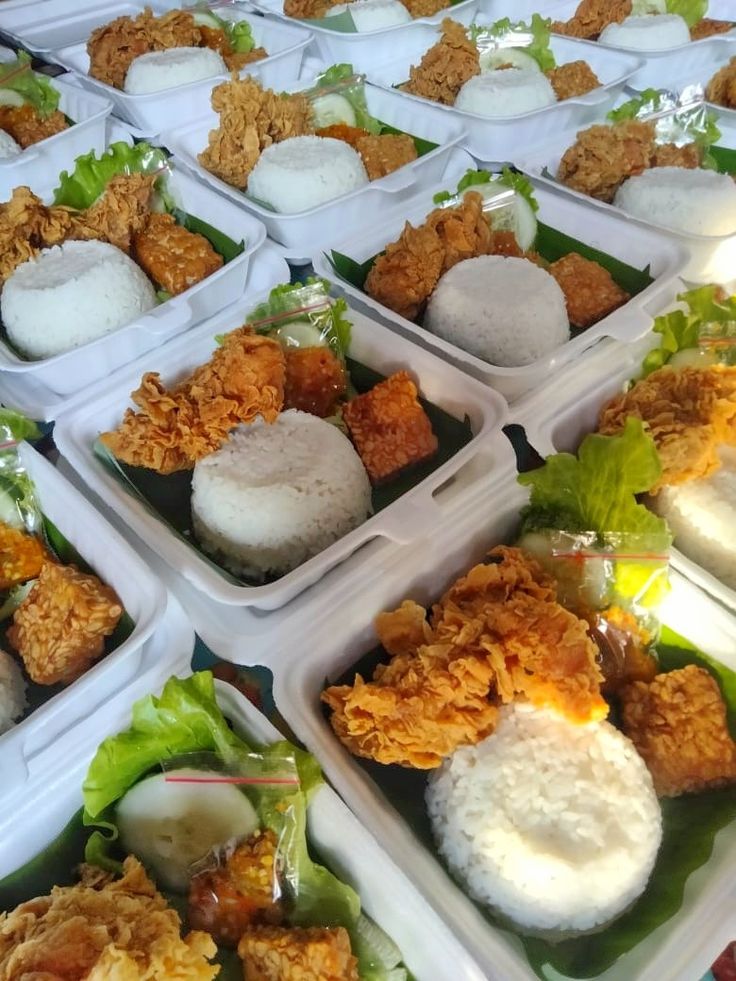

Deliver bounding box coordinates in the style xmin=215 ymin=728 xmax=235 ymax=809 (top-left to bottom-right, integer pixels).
xmin=0 ymin=0 xmax=735 ymax=978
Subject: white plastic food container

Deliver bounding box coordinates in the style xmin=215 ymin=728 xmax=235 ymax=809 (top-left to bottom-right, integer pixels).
xmin=367 ymin=31 xmax=644 ymax=163
xmin=51 ymin=10 xmax=312 ymax=136
xmin=164 ymin=78 xmax=473 ymax=261
xmin=53 ymin=285 xmax=509 ymax=611
xmin=646 ymin=35 xmax=736 ymax=119
xmin=0 ymin=443 xmax=168 ymax=809
xmin=313 ymin=173 xmax=687 ymax=402
xmin=0 ymin=163 xmax=266 ymax=398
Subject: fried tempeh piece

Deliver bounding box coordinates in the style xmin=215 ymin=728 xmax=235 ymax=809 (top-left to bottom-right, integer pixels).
xmin=132 ymin=212 xmax=223 ymax=295
xmin=545 ymin=60 xmax=601 ymax=101
xmin=238 ymin=925 xmax=359 ymax=981
xmin=355 ymin=133 xmax=418 ymax=180
xmin=284 ymin=346 xmax=347 ymax=417
xmin=404 ymin=18 xmax=479 ymax=106
xmin=548 ymin=252 xmax=629 ymax=329
xmin=0 ymin=522 xmax=46 ymax=590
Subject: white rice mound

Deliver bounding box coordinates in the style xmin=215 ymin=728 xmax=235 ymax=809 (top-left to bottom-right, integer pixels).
xmin=455 ymin=69 xmax=556 ymax=116
xmin=327 ymin=0 xmax=411 ymax=30
xmin=653 ymin=446 xmax=736 ymax=591
xmin=614 ymin=167 xmax=736 ymax=237
xmin=0 ymin=129 xmax=20 ymax=158
xmin=424 ymin=255 xmax=570 ymax=367
xmin=599 ymin=14 xmax=690 ymax=50
xmin=124 ymin=46 xmax=227 ymax=95
xmin=427 ymin=702 xmax=662 ymax=936
xmin=192 ymin=410 xmax=372 ymax=579
xmin=247 ymin=136 xmax=368 ymax=213
xmin=0 ymin=649 xmax=27 ymax=735
xmin=2 ymin=240 xmax=158 ymax=360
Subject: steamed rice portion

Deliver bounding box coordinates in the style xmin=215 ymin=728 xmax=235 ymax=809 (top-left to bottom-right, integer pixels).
xmin=455 ymin=69 xmax=556 ymax=117
xmin=0 ymin=130 xmax=20 ymax=159
xmin=427 ymin=702 xmax=662 ymax=935
xmin=599 ymin=14 xmax=690 ymax=50
xmin=614 ymin=167 xmax=736 ymax=236
xmin=327 ymin=0 xmax=411 ymax=30
xmin=0 ymin=648 xmax=27 ymax=735
xmin=123 ymin=46 xmax=227 ymax=95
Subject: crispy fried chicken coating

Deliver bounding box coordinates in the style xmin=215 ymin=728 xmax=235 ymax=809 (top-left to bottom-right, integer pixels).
xmin=132 ymin=212 xmax=223 ymax=295
xmin=551 ymin=0 xmax=631 ymax=39
xmin=403 ymin=0 xmax=449 ymax=16
xmin=284 ymin=0 xmax=344 ymax=17
xmin=148 ymin=8 xmax=201 ymax=48
xmin=100 ymin=331 xmax=286 ymax=473
xmin=198 ymin=25 xmax=267 ymax=71
xmin=7 ymin=561 xmax=122 ymax=686
xmin=621 ymin=665 xmax=736 ymax=796
xmin=323 ymin=546 xmax=606 ymax=768
xmin=0 ymin=522 xmax=46 ymax=590
xmin=87 ymin=9 xmax=157 ymax=88
xmin=557 ymin=119 xmax=657 ymax=202
xmin=239 ymin=925 xmax=359 ymax=981
xmin=0 ymin=856 xmax=219 ymax=980
xmin=343 ymin=371 xmax=438 ymax=484
xmin=598 ymin=364 xmax=736 ymax=489
xmin=0 ymin=105 xmax=67 ymax=148
xmin=707 ymin=55 xmax=736 ymax=109
xmin=548 ymin=252 xmax=630 ymax=328
xmin=0 ymin=186 xmax=75 ymax=283
xmin=651 ymin=141 xmax=702 ymax=169
xmin=70 ymin=172 xmax=158 ymax=254
xmin=691 ymin=18 xmax=734 ymax=40
xmin=316 ymin=123 xmax=368 ymax=148
xmin=284 ymin=346 xmax=347 ymax=417
xmin=404 ymin=18 xmax=479 ymax=106
xmin=545 ymin=60 xmax=601 ymax=100
xmin=355 ymin=133 xmax=418 ymax=180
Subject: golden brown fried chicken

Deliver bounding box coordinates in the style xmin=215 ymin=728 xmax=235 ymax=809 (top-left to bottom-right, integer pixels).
xmin=621 ymin=665 xmax=736 ymax=797
xmin=148 ymin=8 xmax=201 ymax=48
xmin=545 ymin=60 xmax=601 ymax=100
xmin=557 ymin=119 xmax=656 ymax=202
xmin=239 ymin=925 xmax=359 ymax=981
xmin=652 ymin=141 xmax=703 ymax=168
xmin=87 ymin=8 xmax=157 ymax=88
xmin=284 ymin=0 xmax=344 ymax=17
xmin=0 ymin=186 xmax=76 ymax=283
xmin=323 ymin=546 xmax=606 ymax=768
xmin=551 ymin=0 xmax=631 ymax=39
xmin=316 ymin=123 xmax=368 ymax=148
xmin=598 ymin=364 xmax=736 ymax=489
xmin=70 ymin=171 xmax=157 ymax=254
xmin=404 ymin=18 xmax=479 ymax=106
xmin=132 ymin=212 xmax=223 ymax=296
xmin=7 ymin=561 xmax=123 ymax=686
xmin=691 ymin=17 xmax=735 ymax=40
xmin=426 ymin=190 xmax=494 ymax=271
xmin=707 ymin=55 xmax=736 ymax=109
xmin=0 ymin=104 xmax=68 ymax=148
xmin=0 ymin=522 xmax=46 ymax=590
xmin=548 ymin=252 xmax=630 ymax=328
xmin=355 ymin=133 xmax=418 ymax=180
xmin=198 ymin=24 xmax=265 ymax=71
xmin=100 ymin=331 xmax=286 ymax=473
xmin=0 ymin=856 xmax=219 ymax=980
xmin=284 ymin=346 xmax=347 ymax=417
xmin=403 ymin=0 xmax=448 ymax=16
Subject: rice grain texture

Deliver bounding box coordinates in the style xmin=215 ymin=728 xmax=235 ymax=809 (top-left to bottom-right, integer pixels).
xmin=455 ymin=69 xmax=556 ymax=116
xmin=327 ymin=0 xmax=411 ymax=30
xmin=0 ymin=648 xmax=27 ymax=734
xmin=124 ymin=46 xmax=227 ymax=95
xmin=599 ymin=14 xmax=690 ymax=49
xmin=614 ymin=166 xmax=736 ymax=236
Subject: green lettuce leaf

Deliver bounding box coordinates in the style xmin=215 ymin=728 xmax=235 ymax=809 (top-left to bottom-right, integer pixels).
xmin=642 ymin=285 xmax=736 ymax=375
xmin=53 ymin=141 xmax=169 ymax=210
xmin=310 ymin=64 xmax=381 ymax=134
xmin=433 ymin=167 xmax=539 ymax=210
xmin=245 ymin=278 xmax=352 ymax=357
xmin=0 ymin=52 xmax=60 ymax=118
xmin=665 ymin=0 xmax=707 ymax=26
xmin=607 ymin=89 xmax=721 ymax=149
xmin=470 ymin=14 xmax=555 ymax=72
xmin=0 ymin=408 xmax=40 ymax=443
xmin=315 ymin=62 xmax=355 ymax=86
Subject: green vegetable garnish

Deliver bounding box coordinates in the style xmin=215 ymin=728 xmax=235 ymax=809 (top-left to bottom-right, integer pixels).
xmin=246 ymin=278 xmax=352 ymax=358
xmin=607 ymin=89 xmax=722 ymax=154
xmin=642 ymin=285 xmax=736 ymax=375
xmin=470 ymin=14 xmax=556 ymax=72
xmin=665 ymin=0 xmax=707 ymax=27
xmin=433 ymin=167 xmax=538 ymax=211
xmin=0 ymin=52 xmax=60 ymax=118
xmin=192 ymin=4 xmax=257 ymax=52
xmin=310 ymin=63 xmax=382 ymax=135
xmin=53 ymin=141 xmax=169 ymax=210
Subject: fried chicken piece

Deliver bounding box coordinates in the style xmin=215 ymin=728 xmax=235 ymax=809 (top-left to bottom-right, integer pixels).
xmin=239 ymin=925 xmax=359 ymax=981
xmin=189 ymin=830 xmax=283 ymax=947
xmin=548 ymin=252 xmax=630 ymax=329
xmin=427 ymin=190 xmax=493 ymax=271
xmin=557 ymin=119 xmax=656 ymax=202
xmin=355 ymin=133 xmax=418 ymax=180
xmin=316 ymin=123 xmax=368 ymax=148
xmin=323 ymin=547 xmax=606 ymax=768
xmin=404 ymin=18 xmax=480 ymax=106
xmin=0 ymin=856 xmax=219 ymax=980
xmin=197 ymin=24 xmax=268 ymax=71
xmin=598 ymin=364 xmax=736 ymax=489
xmin=100 ymin=330 xmax=286 ymax=473
xmin=365 ymin=221 xmax=444 ymax=321
xmin=6 ymin=561 xmax=123 ymax=686
xmin=0 ymin=186 xmax=75 ymax=283
xmin=284 ymin=346 xmax=347 ymax=417
xmin=651 ymin=141 xmax=702 ymax=169
xmin=69 ymin=171 xmax=157 ymax=254
xmin=0 ymin=104 xmax=67 ymax=148
xmin=87 ymin=8 xmax=157 ymax=88
xmin=148 ymin=8 xmax=200 ymax=48
xmin=343 ymin=371 xmax=438 ymax=484
xmin=551 ymin=0 xmax=631 ymax=39
xmin=706 ymin=56 xmax=736 ymax=110
xmin=545 ymin=60 xmax=601 ymax=101
xmin=0 ymin=522 xmax=46 ymax=590
xmin=403 ymin=0 xmax=448 ymax=16
xmin=132 ymin=212 xmax=223 ymax=296
xmin=284 ymin=0 xmax=343 ymax=17
xmin=621 ymin=665 xmax=736 ymax=796
xmin=691 ymin=18 xmax=734 ymax=40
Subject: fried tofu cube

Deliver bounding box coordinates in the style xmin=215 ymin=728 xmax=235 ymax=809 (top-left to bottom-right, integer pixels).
xmin=548 ymin=252 xmax=630 ymax=329
xmin=545 ymin=60 xmax=601 ymax=101
xmin=7 ymin=561 xmax=123 ymax=685
xmin=238 ymin=925 xmax=359 ymax=981
xmin=342 ymin=371 xmax=438 ymax=485
xmin=284 ymin=346 xmax=347 ymax=417
xmin=132 ymin=212 xmax=224 ymax=296
xmin=0 ymin=522 xmax=46 ymax=590
xmin=356 ymin=133 xmax=418 ymax=180
xmin=621 ymin=665 xmax=736 ymax=797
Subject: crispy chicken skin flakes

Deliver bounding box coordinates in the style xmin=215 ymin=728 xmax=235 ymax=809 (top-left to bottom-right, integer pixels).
xmin=0 ymin=105 xmax=67 ymax=148
xmin=133 ymin=213 xmax=223 ymax=295
xmin=548 ymin=252 xmax=630 ymax=329
xmin=284 ymin=0 xmax=342 ymax=17
xmin=100 ymin=331 xmax=286 ymax=474
xmin=621 ymin=666 xmax=736 ymax=797
xmin=691 ymin=18 xmax=734 ymax=40
xmin=73 ymin=172 xmax=158 ymax=255
xmin=551 ymin=0 xmax=631 ymax=39
xmin=404 ymin=19 xmax=480 ymax=106
xmin=707 ymin=56 xmax=736 ymax=109
xmin=238 ymin=925 xmax=359 ymax=981
xmin=7 ymin=561 xmax=123 ymax=686
xmin=0 ymin=522 xmax=46 ymax=590
xmin=558 ymin=119 xmax=657 ymax=202
xmin=545 ymin=61 xmax=601 ymax=101
xmin=284 ymin=346 xmax=346 ymax=417
xmin=0 ymin=857 xmax=219 ymax=981
xmin=0 ymin=187 xmax=75 ymax=284
xmin=598 ymin=364 xmax=736 ymax=489
xmin=323 ymin=547 xmax=606 ymax=769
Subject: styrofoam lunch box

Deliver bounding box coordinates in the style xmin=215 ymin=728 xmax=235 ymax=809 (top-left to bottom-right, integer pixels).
xmin=0 ymin=242 xmax=289 ymax=423
xmin=267 ymin=462 xmax=736 ymax=981
xmin=0 ymin=163 xmax=267 ymax=398
xmin=53 ymin=283 xmax=509 ymax=612
xmin=52 ymin=8 xmax=313 ymax=136
xmin=313 ymin=174 xmax=687 ymax=402
xmin=367 ymin=31 xmax=644 ymax=163
xmin=642 ymin=35 xmax=736 ymax=121
xmin=0 ymin=674 xmax=487 ymax=981
xmin=0 ymin=442 xmax=168 ymax=808
xmin=163 ymin=77 xmax=473 ymax=261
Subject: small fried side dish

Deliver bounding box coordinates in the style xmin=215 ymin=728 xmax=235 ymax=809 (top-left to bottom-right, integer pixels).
xmin=0 ymin=105 xmax=67 ymax=148
xmin=238 ymin=925 xmax=359 ymax=981
xmin=343 ymin=371 xmax=438 ymax=484
xmin=100 ymin=331 xmax=286 ymax=473
xmin=621 ymin=665 xmax=736 ymax=797
xmin=551 ymin=0 xmax=631 ymax=39
xmin=0 ymin=856 xmax=219 ymax=980
xmin=133 ymin=212 xmax=224 ymax=295
xmin=403 ymin=19 xmax=480 ymax=106
xmin=548 ymin=252 xmax=630 ymax=329
xmin=545 ymin=61 xmax=601 ymax=101
xmin=691 ymin=18 xmax=734 ymax=40
xmin=355 ymin=133 xmax=418 ymax=180
xmin=0 ymin=522 xmax=46 ymax=590
xmin=7 ymin=561 xmax=123 ymax=686
xmin=706 ymin=56 xmax=736 ymax=110
xmin=284 ymin=346 xmax=347 ymax=417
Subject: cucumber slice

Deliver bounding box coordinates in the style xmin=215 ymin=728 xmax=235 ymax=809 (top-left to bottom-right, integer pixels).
xmin=668 ymin=347 xmax=718 ymax=369
xmin=0 ymin=90 xmax=25 ymax=108
xmin=311 ymin=92 xmax=357 ymax=128
xmin=0 ymin=580 xmax=34 ymax=621
xmin=274 ymin=320 xmax=327 ymax=348
xmin=191 ymin=9 xmax=224 ymax=28
xmin=353 ymin=914 xmax=403 ymax=970
xmin=479 ymin=48 xmax=541 ymax=73
xmin=462 ymin=181 xmax=537 ymax=251
xmin=116 ymin=768 xmax=259 ymax=893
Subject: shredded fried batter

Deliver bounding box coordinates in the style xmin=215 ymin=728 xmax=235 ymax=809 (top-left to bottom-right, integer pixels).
xmin=651 ymin=141 xmax=702 ymax=169
xmin=691 ymin=18 xmax=735 ymax=40
xmin=322 ymin=547 xmax=606 ymax=768
xmin=355 ymin=133 xmax=418 ymax=180
xmin=239 ymin=925 xmax=358 ymax=981
xmin=551 ymin=0 xmax=631 ymax=39
xmin=284 ymin=346 xmax=346 ymax=417
xmin=548 ymin=252 xmax=630 ymax=329
xmin=598 ymin=364 xmax=736 ymax=489
xmin=284 ymin=0 xmax=345 ymax=17
xmin=706 ymin=55 xmax=736 ymax=110
xmin=70 ymin=172 xmax=158 ymax=254
xmin=100 ymin=331 xmax=286 ymax=473
xmin=404 ymin=19 xmax=480 ymax=106
xmin=545 ymin=60 xmax=601 ymax=100
xmin=0 ymin=856 xmax=219 ymax=980
xmin=132 ymin=212 xmax=224 ymax=295
xmin=0 ymin=105 xmax=67 ymax=148
xmin=621 ymin=665 xmax=736 ymax=797
xmin=557 ymin=119 xmax=657 ymax=202
xmin=403 ymin=0 xmax=449 ymax=16
xmin=0 ymin=186 xmax=76 ymax=283
xmin=0 ymin=522 xmax=46 ymax=590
